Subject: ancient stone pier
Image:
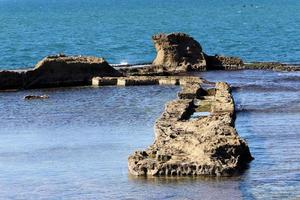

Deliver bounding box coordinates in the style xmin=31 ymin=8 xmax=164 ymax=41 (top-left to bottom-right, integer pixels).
xmin=92 ymin=76 xmax=201 ymax=87
xmin=127 ymin=77 xmax=253 ymax=176
xmin=91 ymin=75 xmax=254 ymax=176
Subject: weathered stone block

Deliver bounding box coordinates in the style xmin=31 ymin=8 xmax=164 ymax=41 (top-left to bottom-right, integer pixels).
xmin=92 ymin=77 xmax=118 ymax=86
xmin=128 ymin=79 xmax=253 ymax=177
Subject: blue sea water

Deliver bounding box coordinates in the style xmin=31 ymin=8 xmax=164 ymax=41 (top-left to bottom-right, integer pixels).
xmin=1 ymin=0 xmax=300 ymax=199
xmin=200 ymin=70 xmax=300 ymax=200
xmin=0 ymin=71 xmax=299 ymax=199
xmin=0 ymin=0 xmax=300 ymax=69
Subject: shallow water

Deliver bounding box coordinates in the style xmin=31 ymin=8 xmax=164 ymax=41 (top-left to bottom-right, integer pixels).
xmin=0 ymin=85 xmax=243 ymax=200
xmin=200 ymin=70 xmax=300 ymax=199
xmin=1 ymin=0 xmax=300 ymax=199
xmin=0 ymin=0 xmax=300 ymax=69
xmin=0 ymin=70 xmax=299 ymax=199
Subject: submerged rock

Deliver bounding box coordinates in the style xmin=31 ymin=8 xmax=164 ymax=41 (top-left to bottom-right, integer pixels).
xmin=152 ymin=33 xmax=207 ymax=72
xmin=24 ymin=95 xmax=49 ymax=100
xmin=128 ymin=79 xmax=253 ymax=176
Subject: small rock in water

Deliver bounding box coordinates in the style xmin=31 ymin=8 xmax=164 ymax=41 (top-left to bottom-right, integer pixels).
xmin=24 ymin=95 xmax=49 ymax=100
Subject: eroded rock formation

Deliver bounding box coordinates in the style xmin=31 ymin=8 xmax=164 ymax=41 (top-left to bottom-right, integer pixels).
xmin=205 ymin=55 xmax=244 ymax=70
xmin=24 ymin=54 xmax=122 ymax=88
xmin=152 ymin=33 xmax=207 ymax=71
xmin=0 ymin=54 xmax=122 ymax=90
xmin=128 ymin=79 xmax=253 ymax=176
xmin=2 ymin=33 xmax=297 ymax=90
xmin=0 ymin=70 xmax=24 ymax=90
xmin=120 ymin=32 xmax=248 ymax=75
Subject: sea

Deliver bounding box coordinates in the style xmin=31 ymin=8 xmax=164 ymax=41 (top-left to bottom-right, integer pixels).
xmin=0 ymin=0 xmax=299 ymax=199
xmin=0 ymin=0 xmax=300 ymax=69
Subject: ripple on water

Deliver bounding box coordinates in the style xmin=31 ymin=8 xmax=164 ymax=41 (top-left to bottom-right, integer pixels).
xmin=0 ymin=70 xmax=299 ymax=199
xmin=201 ymin=70 xmax=300 ymax=199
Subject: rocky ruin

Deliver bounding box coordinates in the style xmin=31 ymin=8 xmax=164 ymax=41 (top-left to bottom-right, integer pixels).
xmin=152 ymin=33 xmax=207 ymax=71
xmin=128 ymin=78 xmax=253 ymax=176
xmin=122 ymin=33 xmax=247 ymax=75
xmin=92 ymin=75 xmax=253 ymax=176
xmin=1 ymin=33 xmax=299 ymax=90
xmin=0 ymin=54 xmax=121 ymax=90
xmin=205 ymin=55 xmax=244 ymax=70
xmin=120 ymin=32 xmax=300 ymax=75
xmin=92 ymin=75 xmax=201 ymax=87
xmin=0 ymin=70 xmax=24 ymax=90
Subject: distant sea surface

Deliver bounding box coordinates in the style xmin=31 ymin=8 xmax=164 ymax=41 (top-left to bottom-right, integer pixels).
xmin=0 ymin=0 xmax=300 ymax=69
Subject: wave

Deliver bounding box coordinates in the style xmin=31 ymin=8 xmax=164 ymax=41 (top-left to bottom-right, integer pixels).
xmin=274 ymin=76 xmax=300 ymax=82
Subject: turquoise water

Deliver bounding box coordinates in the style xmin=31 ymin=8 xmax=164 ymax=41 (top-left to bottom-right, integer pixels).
xmin=0 ymin=0 xmax=300 ymax=69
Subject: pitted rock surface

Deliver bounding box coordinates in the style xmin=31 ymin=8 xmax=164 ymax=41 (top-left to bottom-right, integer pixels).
xmin=152 ymin=33 xmax=207 ymax=72
xmin=0 ymin=54 xmax=122 ymax=90
xmin=128 ymin=79 xmax=253 ymax=176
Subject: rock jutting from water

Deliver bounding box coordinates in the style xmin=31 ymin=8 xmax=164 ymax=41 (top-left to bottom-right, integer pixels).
xmin=0 ymin=70 xmax=24 ymax=90
xmin=121 ymin=33 xmax=245 ymax=75
xmin=0 ymin=54 xmax=122 ymax=90
xmin=24 ymin=95 xmax=49 ymax=100
xmin=1 ymin=32 xmax=299 ymax=90
xmin=152 ymin=33 xmax=207 ymax=71
xmin=205 ymin=55 xmax=245 ymax=70
xmin=120 ymin=32 xmax=299 ymax=75
xmin=128 ymin=78 xmax=253 ymax=176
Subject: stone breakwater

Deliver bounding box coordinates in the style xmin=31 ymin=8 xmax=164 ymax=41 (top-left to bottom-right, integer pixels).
xmin=126 ymin=78 xmax=253 ymax=176
xmin=92 ymin=75 xmax=253 ymax=176
xmin=92 ymin=75 xmax=254 ymax=176
xmin=92 ymin=76 xmax=203 ymax=87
